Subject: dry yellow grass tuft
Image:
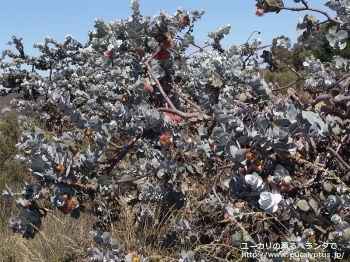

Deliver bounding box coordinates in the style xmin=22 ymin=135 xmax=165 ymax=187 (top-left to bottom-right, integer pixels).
xmin=0 ymin=207 xmax=95 ymax=262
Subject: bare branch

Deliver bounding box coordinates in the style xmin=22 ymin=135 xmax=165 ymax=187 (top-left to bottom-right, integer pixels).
xmin=336 ymin=134 xmax=348 ymax=153
xmin=173 ymin=82 xmax=202 ymax=112
xmin=272 ymin=65 xmax=306 ymax=91
xmin=326 ymin=146 xmax=350 ymax=171
xmin=144 ymin=61 xmax=177 ymax=111
xmin=153 ymin=107 xmax=200 ymax=118
xmin=272 ymin=79 xmax=304 ymax=91
xmin=212 ymin=170 xmax=224 ymax=205
xmin=316 ymin=73 xmax=350 ymax=92
xmin=114 ymin=173 xmax=149 ymax=184
xmin=326 ymin=146 xmax=350 ymax=170
xmin=106 ymin=133 xmax=141 ymax=173
xmin=280 ymin=6 xmax=341 ymax=25
xmin=108 ymin=141 xmax=124 ymax=149
xmin=217 ymin=164 xmax=234 ymax=170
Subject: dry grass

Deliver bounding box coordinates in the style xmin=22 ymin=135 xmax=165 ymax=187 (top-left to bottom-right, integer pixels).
xmin=0 ymin=197 xmax=197 ymax=262
xmin=0 ymin=206 xmax=95 ymax=262
xmin=0 ymin=93 xmax=20 ymax=108
xmin=110 ymin=200 xmax=183 ymax=258
xmin=0 ymin=106 xmax=270 ymax=262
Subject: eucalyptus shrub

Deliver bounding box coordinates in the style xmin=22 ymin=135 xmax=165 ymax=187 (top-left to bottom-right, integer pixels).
xmin=2 ymin=0 xmax=350 ymax=261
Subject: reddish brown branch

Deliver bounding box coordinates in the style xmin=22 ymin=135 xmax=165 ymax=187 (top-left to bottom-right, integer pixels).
xmin=326 ymin=146 xmax=350 ymax=171
xmin=144 ymin=61 xmax=177 ymax=111
xmin=145 ymin=46 xmax=161 ymax=64
xmin=114 ymin=173 xmax=149 ymax=184
xmin=173 ymin=81 xmax=202 ymax=112
xmin=217 ymin=164 xmax=234 ymax=170
xmin=153 ymin=107 xmax=201 ymax=118
xmin=272 ymin=79 xmax=304 ymax=91
xmin=145 ymin=52 xmax=208 ymax=119
xmin=108 ymin=141 xmax=124 ymax=149
xmin=316 ymin=73 xmax=350 ymax=92
xmin=272 ymin=65 xmax=305 ymax=91
xmin=106 ymin=133 xmax=141 ymax=173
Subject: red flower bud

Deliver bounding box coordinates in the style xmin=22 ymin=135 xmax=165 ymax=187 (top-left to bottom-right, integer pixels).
xmin=154 ymin=49 xmax=171 ymax=61
xmin=159 ymin=133 xmax=172 ymax=147
xmin=144 ymin=82 xmax=154 ymax=92
xmin=104 ymin=50 xmax=113 ymax=58
xmin=255 ymin=9 xmax=265 ymax=17
xmin=179 ymin=16 xmax=188 ymax=26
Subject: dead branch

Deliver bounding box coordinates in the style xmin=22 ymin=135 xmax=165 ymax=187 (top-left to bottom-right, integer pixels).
xmin=212 ymin=170 xmax=224 ymax=205
xmin=106 ymin=133 xmax=141 ymax=173
xmin=280 ymin=6 xmax=341 ymax=25
xmin=114 ymin=173 xmax=149 ymax=184
xmin=326 ymin=146 xmax=350 ymax=171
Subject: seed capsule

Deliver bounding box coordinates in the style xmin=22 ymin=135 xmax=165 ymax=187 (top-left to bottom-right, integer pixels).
xmin=84 ymin=129 xmax=93 ymax=137
xmin=122 ymin=93 xmax=129 ymax=103
xmin=246 ymin=152 xmax=255 ymax=161
xmin=54 ymin=164 xmax=63 ymax=172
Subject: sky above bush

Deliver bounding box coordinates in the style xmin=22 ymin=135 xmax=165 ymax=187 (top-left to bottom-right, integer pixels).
xmin=0 ymin=0 xmax=331 ymax=57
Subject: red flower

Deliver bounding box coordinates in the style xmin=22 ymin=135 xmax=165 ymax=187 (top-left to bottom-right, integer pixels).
xmin=61 ymin=197 xmax=78 ymax=214
xmin=154 ymin=49 xmax=171 ymax=61
xmin=255 ymin=9 xmax=265 ymax=16
xmin=144 ymin=82 xmax=154 ymax=92
xmin=159 ymin=133 xmax=172 ymax=147
xmin=179 ymin=16 xmax=188 ymax=26
xmin=104 ymin=50 xmax=113 ymax=58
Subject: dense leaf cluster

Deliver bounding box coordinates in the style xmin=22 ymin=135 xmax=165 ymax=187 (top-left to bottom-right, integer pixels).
xmin=2 ymin=0 xmax=350 ymax=261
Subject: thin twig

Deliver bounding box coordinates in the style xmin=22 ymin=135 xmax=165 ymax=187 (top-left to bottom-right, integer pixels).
xmin=106 ymin=133 xmax=141 ymax=172
xmin=336 ymin=134 xmax=348 ymax=153
xmin=0 ymin=152 xmax=14 ymax=168
xmin=295 ymin=157 xmax=350 ymax=192
xmin=217 ymin=164 xmax=234 ymax=170
xmin=272 ymin=79 xmax=305 ymax=91
xmin=326 ymin=146 xmax=350 ymax=171
xmin=173 ymin=81 xmax=202 ymax=112
xmin=212 ymin=170 xmax=224 ymax=205
xmin=176 ymin=35 xmax=207 ymax=52
xmin=145 ymin=46 xmax=161 ymax=64
xmin=114 ymin=173 xmax=149 ymax=184
xmin=300 ymin=0 xmax=308 ymax=8
xmin=152 ymin=107 xmax=203 ymax=118
xmin=272 ymin=65 xmax=306 ymax=91
xmin=186 ymin=44 xmax=211 ymax=58
xmin=280 ymin=6 xmax=340 ymax=25
xmin=314 ymin=73 xmax=350 ymax=92
xmin=108 ymin=141 xmax=124 ymax=149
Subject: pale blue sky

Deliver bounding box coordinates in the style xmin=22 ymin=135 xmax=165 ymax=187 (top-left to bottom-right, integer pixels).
xmin=0 ymin=0 xmax=334 ymax=57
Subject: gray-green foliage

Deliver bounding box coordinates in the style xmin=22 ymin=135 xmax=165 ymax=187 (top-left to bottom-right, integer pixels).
xmin=2 ymin=0 xmax=350 ymax=261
